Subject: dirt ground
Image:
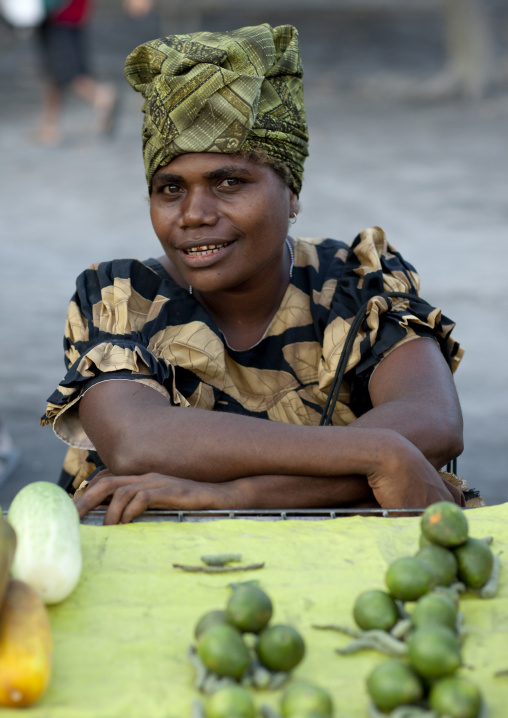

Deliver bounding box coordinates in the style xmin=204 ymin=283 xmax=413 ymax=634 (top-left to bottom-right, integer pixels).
xmin=1 ymin=3 xmax=507 ymax=508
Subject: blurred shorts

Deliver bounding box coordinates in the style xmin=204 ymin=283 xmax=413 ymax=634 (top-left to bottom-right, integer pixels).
xmin=38 ymin=21 xmax=90 ymax=87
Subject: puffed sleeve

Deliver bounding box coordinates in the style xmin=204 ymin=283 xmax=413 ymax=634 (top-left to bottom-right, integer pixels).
xmin=41 ymin=259 xmax=190 ymax=449
xmin=317 ymin=227 xmax=463 ymax=420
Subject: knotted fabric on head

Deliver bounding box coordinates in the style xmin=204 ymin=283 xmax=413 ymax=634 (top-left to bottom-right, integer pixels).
xmin=124 ymin=23 xmax=309 ymax=194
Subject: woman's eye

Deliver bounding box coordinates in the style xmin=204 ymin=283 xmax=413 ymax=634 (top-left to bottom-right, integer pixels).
xmin=219 ymin=177 xmax=241 ymax=188
xmin=162 ymin=184 xmax=180 ymax=194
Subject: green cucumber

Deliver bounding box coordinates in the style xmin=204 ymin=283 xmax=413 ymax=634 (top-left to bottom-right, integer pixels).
xmin=8 ymin=481 xmax=82 ymax=605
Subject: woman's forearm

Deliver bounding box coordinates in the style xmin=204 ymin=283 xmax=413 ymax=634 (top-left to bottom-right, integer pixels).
xmin=80 ymin=381 xmax=394 ymax=481
xmin=222 ymin=473 xmax=377 ymax=510
xmin=145 ymin=408 xmax=396 ymax=481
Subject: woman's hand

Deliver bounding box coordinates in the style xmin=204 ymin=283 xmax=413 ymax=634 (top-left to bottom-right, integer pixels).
xmin=74 ymin=470 xmax=234 ymax=525
xmin=362 ymin=431 xmax=465 ymax=509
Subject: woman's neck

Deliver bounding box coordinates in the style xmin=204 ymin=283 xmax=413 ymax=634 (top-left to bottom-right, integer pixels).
xmin=197 ymin=265 xmax=290 ymax=351
xmin=157 ymin=240 xmax=293 ymax=350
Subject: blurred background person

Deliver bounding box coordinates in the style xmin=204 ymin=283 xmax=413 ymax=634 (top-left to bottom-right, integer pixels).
xmin=0 ymin=416 xmax=19 ymax=486
xmin=122 ymin=0 xmax=153 ymax=19
xmin=35 ymin=0 xmax=153 ymax=144
xmin=35 ymin=0 xmax=117 ymax=144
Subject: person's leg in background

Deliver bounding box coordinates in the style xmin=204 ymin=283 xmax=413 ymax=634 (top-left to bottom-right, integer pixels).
xmin=0 ymin=418 xmax=19 ymax=487
xmin=35 ymin=19 xmax=117 ymax=144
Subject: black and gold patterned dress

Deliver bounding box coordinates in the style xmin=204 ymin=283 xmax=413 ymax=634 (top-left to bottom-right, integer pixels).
xmin=42 ymin=227 xmax=463 ymax=493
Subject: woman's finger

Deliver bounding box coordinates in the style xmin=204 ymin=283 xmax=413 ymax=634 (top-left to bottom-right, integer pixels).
xmin=74 ymin=482 xmax=114 ymax=517
xmin=77 ymin=473 xmax=220 ymax=523
xmin=111 ymin=480 xmax=201 ymax=524
xmin=104 ymin=484 xmax=151 ymax=525
xmin=116 ymin=488 xmax=155 ymax=524
xmin=103 ymin=476 xmax=188 ymax=524
xmin=87 ymin=469 xmax=114 ymax=490
xmin=110 ymin=477 xmax=217 ymax=523
xmin=74 ymin=475 xmax=143 ymax=517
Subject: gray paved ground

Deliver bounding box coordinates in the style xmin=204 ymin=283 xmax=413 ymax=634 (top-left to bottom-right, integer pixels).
xmin=1 ymin=4 xmax=507 ymax=508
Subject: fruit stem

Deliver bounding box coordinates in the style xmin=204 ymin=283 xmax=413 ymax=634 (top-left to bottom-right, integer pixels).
xmin=315 ymin=625 xmax=409 ymax=657
xmin=480 ymin=554 xmax=501 ymax=599
xmin=336 ymin=633 xmax=408 ymax=657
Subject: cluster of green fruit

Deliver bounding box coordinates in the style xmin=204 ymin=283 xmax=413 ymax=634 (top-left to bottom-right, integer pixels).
xmin=192 ymin=583 xmax=305 ymax=687
xmin=354 ymin=501 xmax=498 ymax=717
xmin=190 ymin=583 xmax=334 ymax=718
xmin=199 ymin=681 xmax=334 ymax=718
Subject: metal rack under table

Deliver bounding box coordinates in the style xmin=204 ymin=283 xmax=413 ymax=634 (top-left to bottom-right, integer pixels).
xmin=81 ymin=507 xmax=426 ymax=524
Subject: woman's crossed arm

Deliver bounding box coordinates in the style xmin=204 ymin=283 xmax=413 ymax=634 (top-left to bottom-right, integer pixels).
xmin=76 ymin=338 xmax=464 ymax=522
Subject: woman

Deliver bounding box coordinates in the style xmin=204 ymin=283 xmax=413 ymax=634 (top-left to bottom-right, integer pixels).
xmin=42 ymin=24 xmax=467 ymax=524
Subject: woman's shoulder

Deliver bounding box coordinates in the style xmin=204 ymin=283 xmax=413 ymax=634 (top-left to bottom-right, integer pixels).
xmin=293 ymin=235 xmax=349 ymax=259
xmin=294 ymin=227 xmax=418 ymax=279
xmin=292 ymin=228 xmax=422 ymax=325
xmin=78 ymin=256 xmax=168 ymax=280
xmin=294 ymin=227 xmax=406 ymax=259
xmin=73 ymin=257 xmax=181 ymax=300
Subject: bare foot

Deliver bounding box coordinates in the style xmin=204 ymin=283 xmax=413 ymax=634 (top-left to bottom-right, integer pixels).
xmin=32 ymin=124 xmax=61 ymax=146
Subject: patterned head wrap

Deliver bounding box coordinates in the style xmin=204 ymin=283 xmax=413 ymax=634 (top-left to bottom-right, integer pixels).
xmin=124 ymin=23 xmax=309 ymax=194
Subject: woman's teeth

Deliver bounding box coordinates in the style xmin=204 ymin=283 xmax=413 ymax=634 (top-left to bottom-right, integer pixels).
xmin=185 ymin=243 xmax=229 ymax=256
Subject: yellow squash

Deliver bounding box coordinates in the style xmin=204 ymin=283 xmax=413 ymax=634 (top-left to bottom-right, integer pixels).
xmin=0 ymin=579 xmax=53 ymax=708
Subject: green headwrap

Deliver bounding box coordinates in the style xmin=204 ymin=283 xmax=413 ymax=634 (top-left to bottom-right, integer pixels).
xmin=124 ymin=23 xmax=309 ymax=194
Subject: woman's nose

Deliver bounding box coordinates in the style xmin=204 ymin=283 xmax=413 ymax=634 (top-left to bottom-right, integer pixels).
xmin=179 ymin=188 xmax=218 ymax=228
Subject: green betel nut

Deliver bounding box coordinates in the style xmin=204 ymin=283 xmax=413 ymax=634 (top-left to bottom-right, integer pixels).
xmin=197 ymin=624 xmax=250 ymax=680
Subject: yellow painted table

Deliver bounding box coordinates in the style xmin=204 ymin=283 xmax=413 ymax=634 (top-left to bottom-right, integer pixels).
xmin=5 ymin=504 xmax=508 ymax=717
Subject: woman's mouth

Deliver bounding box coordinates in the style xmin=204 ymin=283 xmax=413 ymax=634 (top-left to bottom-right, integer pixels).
xmin=185 ymin=242 xmax=231 ymax=256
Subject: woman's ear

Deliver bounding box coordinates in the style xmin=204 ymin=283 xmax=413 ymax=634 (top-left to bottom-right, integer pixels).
xmin=289 ymin=192 xmax=300 ymax=218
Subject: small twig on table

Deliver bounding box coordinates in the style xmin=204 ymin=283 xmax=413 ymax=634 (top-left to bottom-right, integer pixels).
xmin=313 ymin=624 xmax=407 ymax=657
xmin=335 ymin=633 xmax=408 ymax=658
xmin=173 ymin=562 xmax=265 ymax=573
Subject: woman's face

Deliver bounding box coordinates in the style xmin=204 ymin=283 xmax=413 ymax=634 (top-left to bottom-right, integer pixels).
xmin=150 ymin=153 xmax=299 ymax=294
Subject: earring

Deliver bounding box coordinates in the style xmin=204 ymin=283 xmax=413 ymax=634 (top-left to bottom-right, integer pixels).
xmin=188 ymin=285 xmax=193 ymax=295
xmin=289 ymin=212 xmax=298 ymax=225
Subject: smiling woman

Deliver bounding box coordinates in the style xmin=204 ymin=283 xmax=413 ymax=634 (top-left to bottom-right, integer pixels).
xmin=41 ymin=23 xmax=470 ymax=524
